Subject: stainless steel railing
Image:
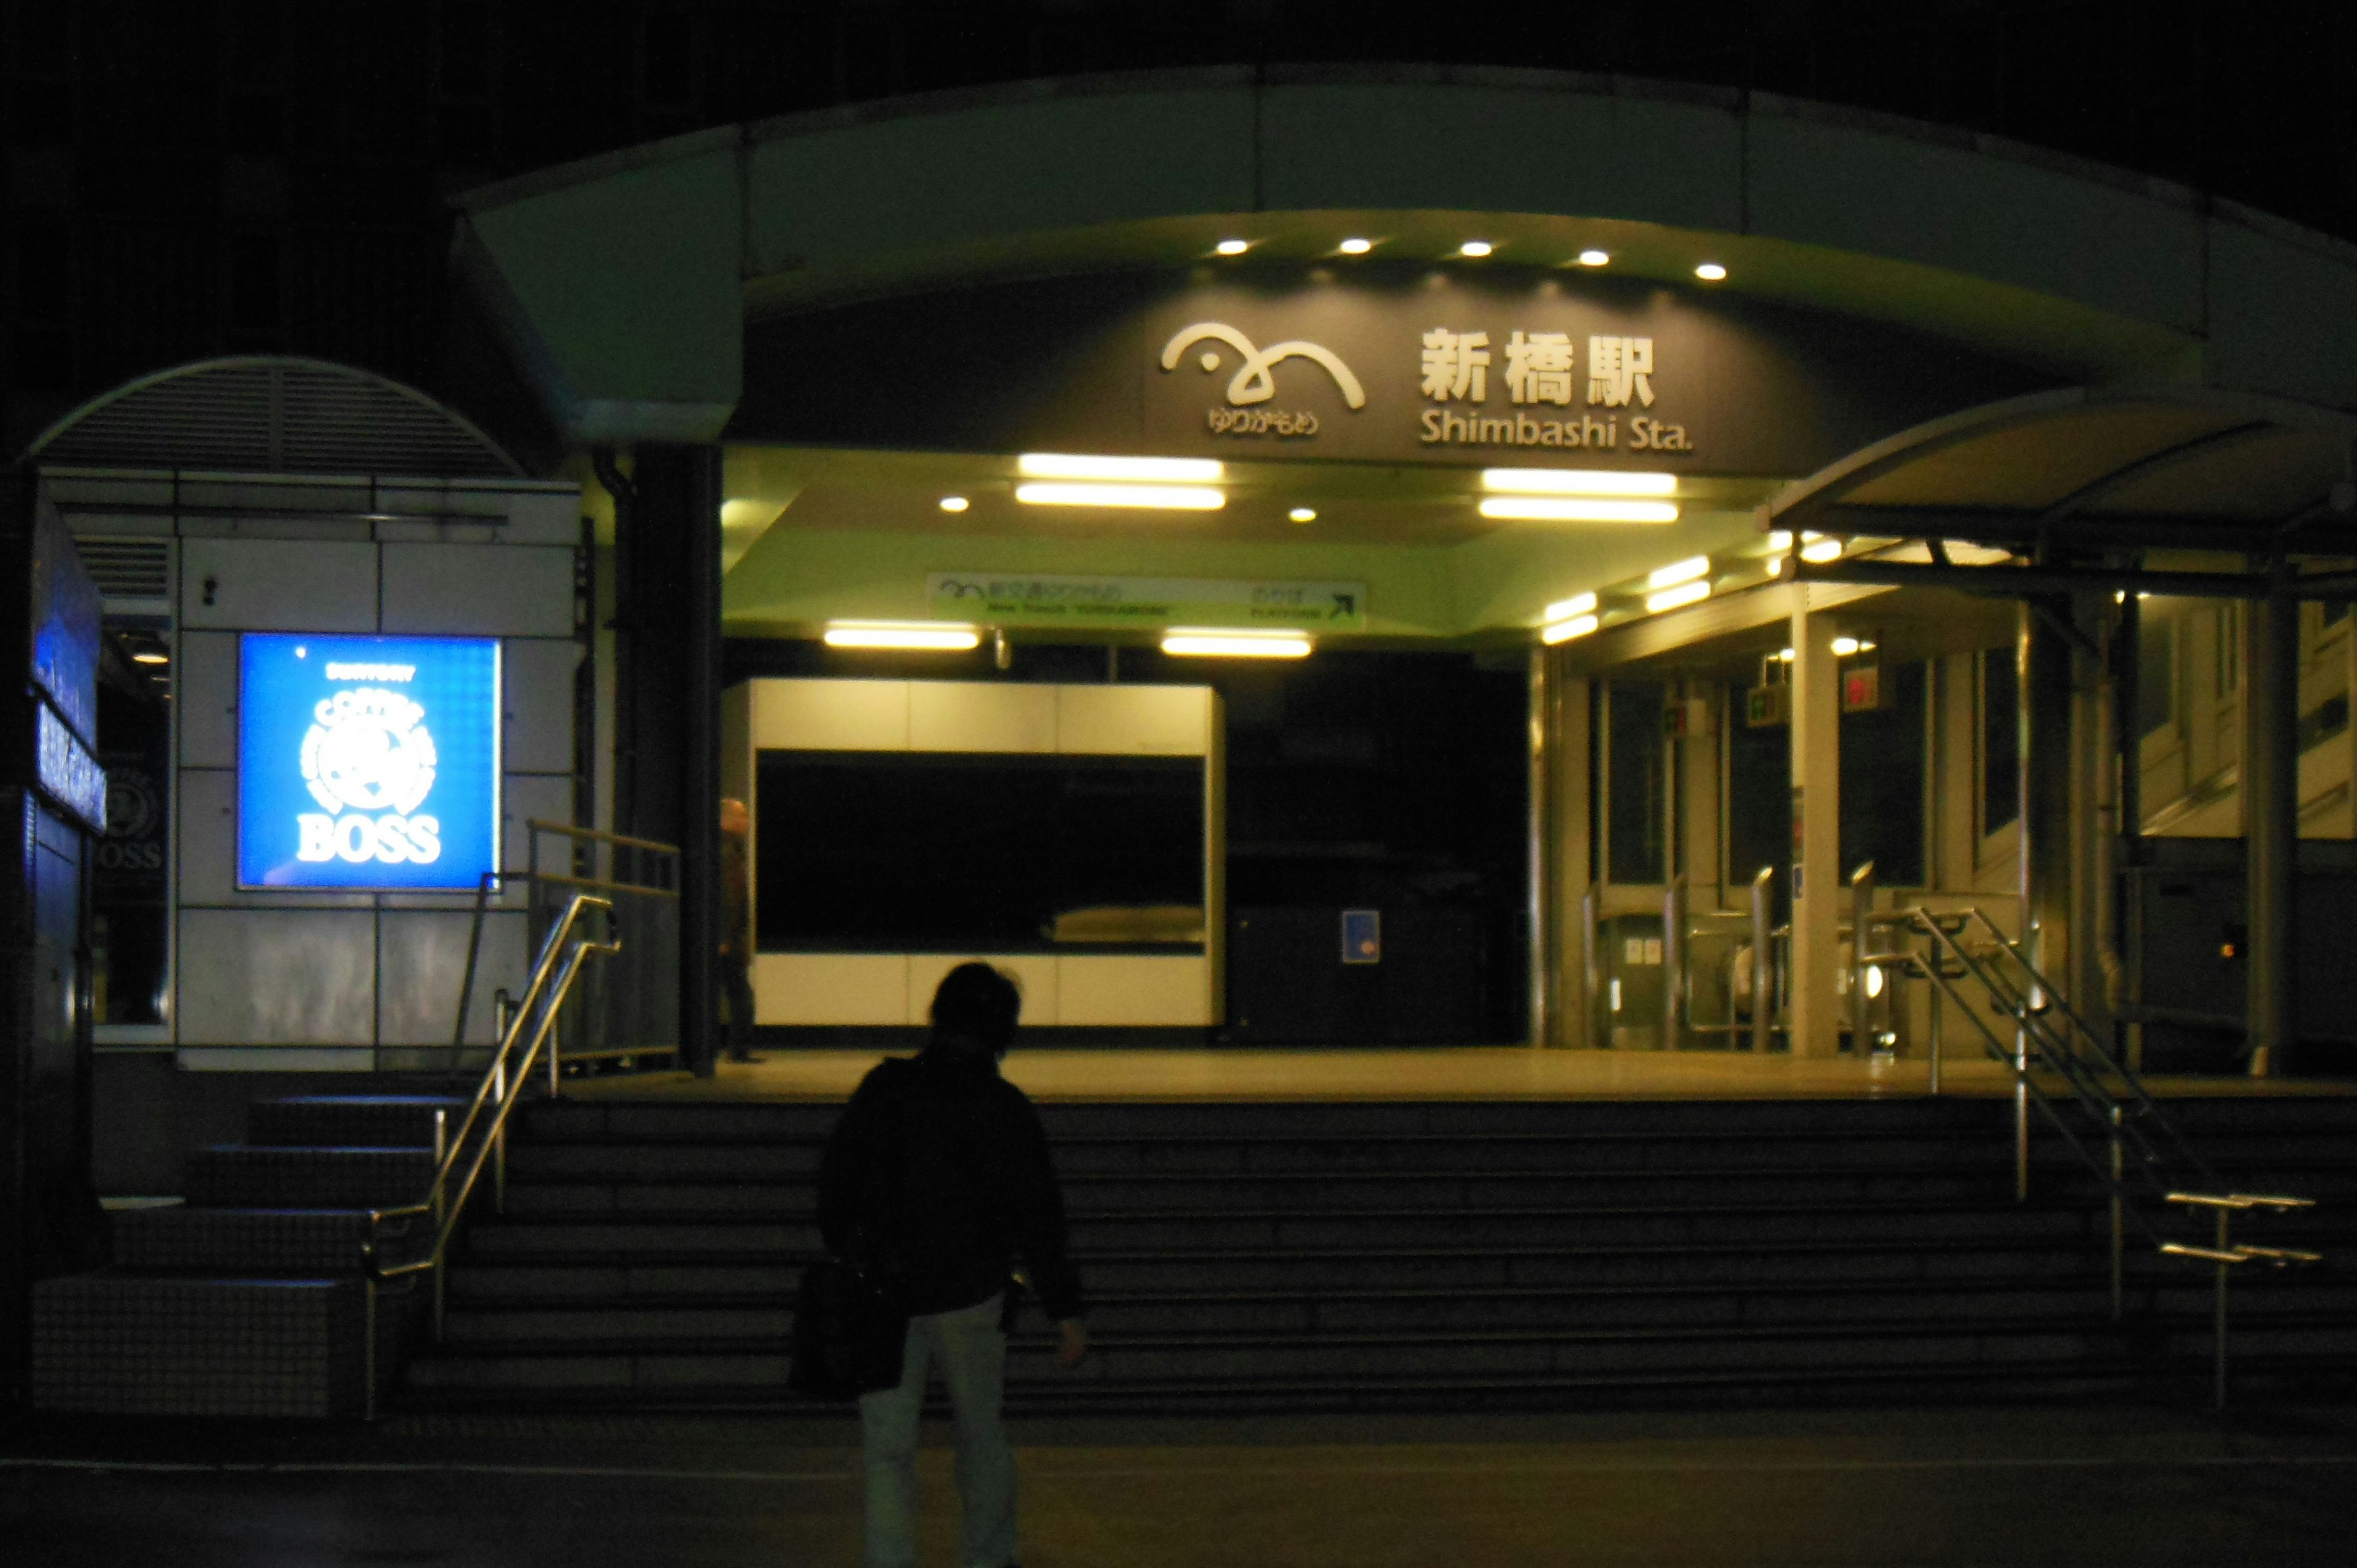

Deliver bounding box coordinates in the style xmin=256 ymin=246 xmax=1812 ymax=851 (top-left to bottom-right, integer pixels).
xmin=358 ymin=892 xmax=621 ymax=1416
xmin=1859 ymin=894 xmax=2321 ymax=1408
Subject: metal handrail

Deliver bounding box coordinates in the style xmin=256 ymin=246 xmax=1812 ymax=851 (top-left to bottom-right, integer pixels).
xmin=357 ymin=893 xmax=621 ymax=1415
xmin=2161 ymin=1191 xmax=2324 ymax=1412
xmin=1870 ymin=900 xmax=2323 ymax=1408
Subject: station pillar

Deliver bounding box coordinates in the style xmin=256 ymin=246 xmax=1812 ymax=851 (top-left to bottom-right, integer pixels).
xmin=2018 ymin=600 xmax=2077 ymax=1015
xmin=606 ymin=444 xmax=723 ymax=1077
xmin=1787 ymin=599 xmax=1842 ymax=1058
xmin=2242 ymin=589 xmax=2299 ymax=1077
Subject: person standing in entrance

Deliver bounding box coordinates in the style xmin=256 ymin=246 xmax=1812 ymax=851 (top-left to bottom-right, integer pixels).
xmin=816 ymin=962 xmax=1089 ymax=1568
xmin=718 ymin=797 xmax=761 ymax=1064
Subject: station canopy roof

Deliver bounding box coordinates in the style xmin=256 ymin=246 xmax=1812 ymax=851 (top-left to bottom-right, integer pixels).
xmin=1771 ymin=387 xmax=2357 ymax=600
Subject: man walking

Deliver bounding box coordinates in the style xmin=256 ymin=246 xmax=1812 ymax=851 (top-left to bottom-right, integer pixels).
xmin=718 ymin=796 xmax=759 ymax=1064
xmin=816 ymin=962 xmax=1088 ymax=1568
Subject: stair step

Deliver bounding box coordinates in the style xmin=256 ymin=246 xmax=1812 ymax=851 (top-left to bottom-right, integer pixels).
xmin=492 ymin=1168 xmax=2014 ymax=1216
xmin=185 ymin=1145 xmax=436 ymax=1210
xmin=111 ymin=1205 xmax=427 ymax=1275
xmin=31 ymin=1272 xmax=394 ymax=1418
xmin=248 ymin=1095 xmax=467 ymax=1151
xmin=397 ymin=1093 xmax=2356 ymax=1415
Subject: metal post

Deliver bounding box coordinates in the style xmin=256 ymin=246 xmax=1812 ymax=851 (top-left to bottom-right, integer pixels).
xmin=492 ymin=1052 xmax=508 ymax=1215
xmin=2108 ymin=1104 xmax=2125 ymax=1320
xmin=2014 ymin=1059 xmax=2032 ymax=1202
xmin=430 ymin=1110 xmax=446 ymax=1230
xmin=1581 ymin=882 xmax=1602 ymax=1050
xmin=1927 ymin=968 xmax=1944 ymax=1096
xmin=2214 ymin=1206 xmax=2232 ymax=1413
xmin=362 ymin=1276 xmax=377 ymax=1422
xmin=1662 ymin=875 xmax=1687 ymax=1051
xmin=2243 ymin=589 xmax=2297 ymax=1078
xmin=1749 ymin=866 xmax=1773 ymax=1054
xmin=1849 ymin=861 xmax=1876 ymax=1054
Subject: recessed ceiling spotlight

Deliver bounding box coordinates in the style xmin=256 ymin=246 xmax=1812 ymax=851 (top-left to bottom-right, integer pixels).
xmin=1576 ymin=249 xmax=1611 ymax=267
xmin=1288 ymin=507 xmax=1317 ymax=523
xmin=1215 ymin=238 xmax=1250 ymax=256
xmin=1337 ymin=238 xmax=1373 ymax=255
xmin=1459 ymin=240 xmax=1494 ymax=258
xmin=1694 ymin=261 xmax=1727 ymax=282
xmin=939 ymin=495 xmax=969 ymax=512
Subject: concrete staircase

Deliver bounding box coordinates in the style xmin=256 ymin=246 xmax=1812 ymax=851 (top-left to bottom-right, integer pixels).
xmin=33 ymin=1095 xmax=457 ymax=1418
xmin=398 ymin=1093 xmax=2357 ymax=1412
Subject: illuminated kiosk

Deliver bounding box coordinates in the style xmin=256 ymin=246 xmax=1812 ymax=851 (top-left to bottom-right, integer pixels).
xmin=451 ymin=67 xmax=2357 ymax=1067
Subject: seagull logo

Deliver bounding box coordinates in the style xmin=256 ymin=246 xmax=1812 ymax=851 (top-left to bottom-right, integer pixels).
xmin=1159 ymin=323 xmax=1367 ymax=409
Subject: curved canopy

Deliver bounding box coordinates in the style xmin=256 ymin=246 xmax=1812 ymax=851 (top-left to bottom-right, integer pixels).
xmin=454 ymin=66 xmax=2357 ymax=447
xmin=23 ymin=355 xmax=524 ymax=479
xmin=1770 ymin=386 xmax=2357 ymax=597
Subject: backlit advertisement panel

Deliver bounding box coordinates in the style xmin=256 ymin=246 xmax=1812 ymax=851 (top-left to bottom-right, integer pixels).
xmin=238 ymin=633 xmax=500 ymax=890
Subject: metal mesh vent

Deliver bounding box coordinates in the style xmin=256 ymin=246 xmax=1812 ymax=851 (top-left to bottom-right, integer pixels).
xmin=71 ymin=536 xmax=172 ymax=601
xmin=25 ymin=357 xmax=521 ymax=479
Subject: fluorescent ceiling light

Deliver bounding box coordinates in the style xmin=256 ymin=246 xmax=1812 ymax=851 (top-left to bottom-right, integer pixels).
xmin=1288 ymin=507 xmax=1317 ymax=523
xmin=1017 ymin=453 xmax=1222 ymax=483
xmin=132 ymin=651 xmax=169 ymax=665
xmin=1694 ymin=261 xmax=1727 ymax=281
xmin=1644 ymin=581 xmax=1712 ymax=615
xmin=1482 ymin=468 xmax=1676 ymax=496
xmin=1647 ymin=556 xmax=1711 ymax=590
xmin=1338 ymin=238 xmax=1373 ymax=255
xmin=1540 ymin=614 xmax=1600 ymax=644
xmin=824 ymin=621 xmax=981 ymax=651
xmin=1830 ymin=637 xmax=1878 ymax=657
xmin=939 ymin=495 xmax=969 ymax=512
xmin=1459 ymin=240 xmax=1494 ymax=257
xmin=1576 ymin=249 xmax=1610 ymax=266
xmin=1215 ymin=239 xmax=1250 ymax=255
xmin=1016 ymin=483 xmax=1226 ymax=511
xmin=1542 ymin=592 xmax=1597 ymax=622
xmin=1777 ymin=648 xmax=1796 ymax=662
xmin=1800 ymin=538 xmax=1844 ymax=563
xmin=1767 ymin=530 xmax=1793 ymax=550
xmin=1161 ymin=628 xmax=1312 ymax=658
xmin=1478 ymin=497 xmax=1679 ymax=524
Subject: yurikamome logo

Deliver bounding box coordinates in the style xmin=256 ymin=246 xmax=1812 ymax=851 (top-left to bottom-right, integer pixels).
xmin=296 ymin=666 xmax=442 ymax=865
xmin=1160 ymin=322 xmax=1367 ymax=438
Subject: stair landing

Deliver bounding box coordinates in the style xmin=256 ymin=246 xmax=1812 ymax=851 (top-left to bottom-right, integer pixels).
xmin=562 ymin=1047 xmax=2357 ymax=1104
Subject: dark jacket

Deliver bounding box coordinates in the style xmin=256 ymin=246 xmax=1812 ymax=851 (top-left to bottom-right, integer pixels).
xmin=815 ymin=1043 xmax=1086 ymax=1321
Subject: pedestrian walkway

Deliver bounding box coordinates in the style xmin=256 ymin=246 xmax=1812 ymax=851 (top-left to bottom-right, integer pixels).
xmin=6 ymin=1400 xmax=2353 ymax=1566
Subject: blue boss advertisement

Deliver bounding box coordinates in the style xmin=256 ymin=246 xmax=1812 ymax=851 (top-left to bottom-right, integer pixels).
xmin=238 ymin=633 xmax=501 ymax=890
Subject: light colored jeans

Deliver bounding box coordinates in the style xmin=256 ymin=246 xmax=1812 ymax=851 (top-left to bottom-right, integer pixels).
xmin=858 ymin=1291 xmax=1018 ymax=1568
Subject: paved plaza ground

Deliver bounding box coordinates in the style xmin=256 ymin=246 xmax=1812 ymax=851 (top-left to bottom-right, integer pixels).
xmin=6 ymin=1397 xmax=2356 ymax=1567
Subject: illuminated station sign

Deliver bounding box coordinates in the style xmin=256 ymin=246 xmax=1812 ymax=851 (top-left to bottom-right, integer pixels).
xmin=238 ymin=633 xmax=501 ymax=891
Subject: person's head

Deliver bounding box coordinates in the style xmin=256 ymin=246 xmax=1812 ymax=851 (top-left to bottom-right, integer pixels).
xmin=930 ymin=962 xmax=1022 ymax=1056
xmin=719 ymin=797 xmax=749 ymax=838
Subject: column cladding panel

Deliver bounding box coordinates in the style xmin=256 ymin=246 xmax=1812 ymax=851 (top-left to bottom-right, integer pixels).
xmin=176 ymin=632 xmax=238 ymax=770
xmin=179 ymin=539 xmax=379 ymax=633
xmin=380 ymin=543 xmax=577 ymax=638
xmin=501 ymin=638 xmax=586 ymax=775
xmin=377 ymin=908 xmax=528 ymax=1048
xmin=177 ymin=908 xmax=377 ymax=1046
